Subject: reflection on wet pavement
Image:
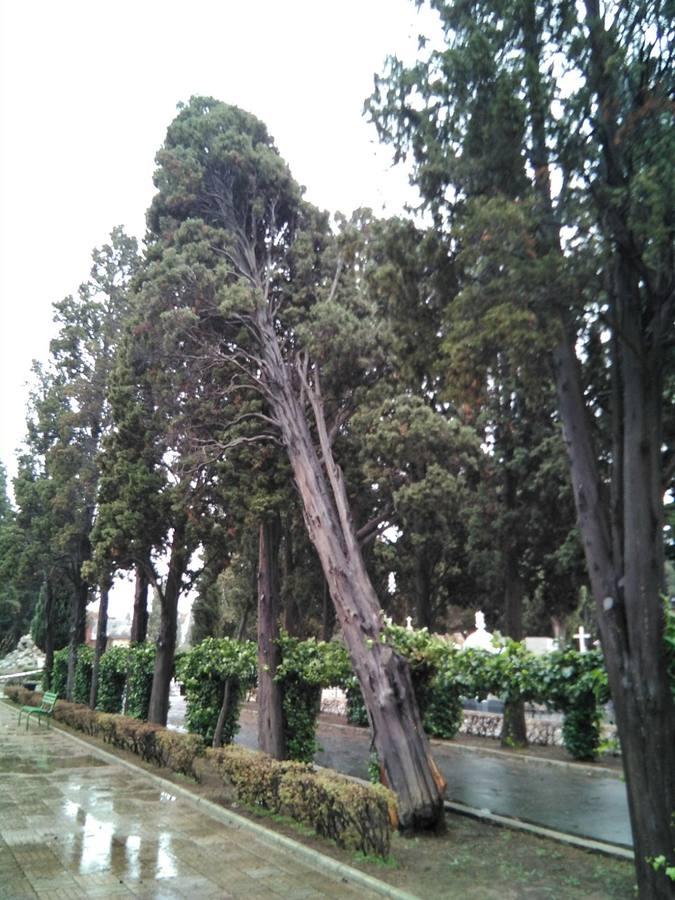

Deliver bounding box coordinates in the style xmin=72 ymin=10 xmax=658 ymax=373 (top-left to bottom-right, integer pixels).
xmin=0 ymin=699 xmax=379 ymax=898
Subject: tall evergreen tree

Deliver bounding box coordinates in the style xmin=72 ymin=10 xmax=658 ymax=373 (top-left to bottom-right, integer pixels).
xmin=143 ymin=97 xmax=446 ymax=828
xmin=370 ymin=1 xmax=675 ymax=890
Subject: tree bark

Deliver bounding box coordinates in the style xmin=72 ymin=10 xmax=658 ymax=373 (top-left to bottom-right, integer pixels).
xmin=130 ymin=564 xmax=149 ymax=644
xmin=320 ymin=579 xmax=336 ymax=642
xmin=521 ymin=5 xmax=675 ymax=889
xmin=257 ymin=313 xmax=446 ymax=829
xmin=89 ymin=578 xmax=111 ymax=709
xmin=66 ymin=579 xmax=89 ymax=701
xmin=257 ymin=515 xmax=285 ymax=759
xmin=43 ymin=576 xmax=56 ymax=690
xmin=501 ymin=554 xmax=527 ymax=748
xmin=147 ymin=519 xmax=189 ymax=725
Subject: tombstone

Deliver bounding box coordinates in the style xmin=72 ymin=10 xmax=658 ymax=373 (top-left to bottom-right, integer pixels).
xmin=524 ymin=636 xmax=557 ymax=656
xmin=463 ymin=610 xmax=498 ymax=653
xmin=574 ymin=626 xmax=591 ymax=653
xmin=405 ymin=616 xmax=414 ymax=632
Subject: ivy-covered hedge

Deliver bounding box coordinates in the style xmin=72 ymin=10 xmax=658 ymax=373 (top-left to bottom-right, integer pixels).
xmin=125 ymin=644 xmax=156 ymax=720
xmin=96 ymin=646 xmax=129 ymax=714
xmin=208 ymin=744 xmax=396 ymax=858
xmin=50 ymin=647 xmax=69 ymax=697
xmin=73 ymin=644 xmax=94 ymax=705
xmin=176 ymin=637 xmax=257 ymax=745
xmin=344 ymin=626 xmax=610 ymax=761
xmin=274 ymin=635 xmax=351 ymax=763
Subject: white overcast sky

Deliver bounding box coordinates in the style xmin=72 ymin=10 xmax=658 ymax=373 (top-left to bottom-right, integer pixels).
xmin=0 ymin=0 xmax=436 ymax=486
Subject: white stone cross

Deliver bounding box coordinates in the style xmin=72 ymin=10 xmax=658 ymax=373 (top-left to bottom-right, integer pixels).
xmin=405 ymin=616 xmax=414 ymax=632
xmin=574 ymin=626 xmax=591 ymax=653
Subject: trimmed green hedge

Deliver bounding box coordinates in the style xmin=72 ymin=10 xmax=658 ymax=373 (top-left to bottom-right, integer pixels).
xmin=176 ymin=637 xmax=256 ymax=745
xmin=96 ymin=645 xmax=129 ymax=714
xmin=275 ymin=635 xmax=351 ymax=763
xmin=50 ymin=647 xmax=69 ymax=697
xmin=208 ymin=744 xmax=396 ymax=858
xmin=125 ymin=644 xmax=156 ymax=720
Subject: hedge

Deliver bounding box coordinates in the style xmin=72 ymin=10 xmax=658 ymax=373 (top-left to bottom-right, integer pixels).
xmin=96 ymin=645 xmax=129 ymax=714
xmin=176 ymin=637 xmax=256 ymax=745
xmin=208 ymin=744 xmax=396 ymax=858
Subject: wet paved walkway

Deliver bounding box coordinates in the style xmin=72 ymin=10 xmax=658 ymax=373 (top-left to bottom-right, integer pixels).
xmin=229 ymin=708 xmax=632 ymax=850
xmin=0 ymin=701 xmax=383 ymax=900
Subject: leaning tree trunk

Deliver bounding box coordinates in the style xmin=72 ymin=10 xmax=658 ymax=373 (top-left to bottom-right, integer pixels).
xmin=257 ymin=515 xmax=285 ymax=759
xmin=147 ymin=519 xmax=189 ymax=725
xmin=258 ymin=316 xmax=446 ymax=829
xmin=130 ymin=564 xmax=149 ymax=644
xmin=89 ymin=578 xmax=111 ymax=709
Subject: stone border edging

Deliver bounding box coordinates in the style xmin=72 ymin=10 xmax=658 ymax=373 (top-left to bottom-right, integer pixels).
xmin=38 ymin=714 xmax=420 ymax=900
xmin=444 ymin=800 xmax=634 ymax=861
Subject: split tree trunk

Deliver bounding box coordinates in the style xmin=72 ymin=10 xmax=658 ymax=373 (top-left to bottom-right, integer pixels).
xmin=130 ymin=565 xmax=149 ymax=644
xmin=257 ymin=515 xmax=285 ymax=759
xmin=147 ymin=519 xmax=189 ymax=725
xmin=258 ymin=314 xmax=446 ymax=829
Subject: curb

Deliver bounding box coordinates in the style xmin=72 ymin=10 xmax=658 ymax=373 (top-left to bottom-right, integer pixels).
xmin=429 ymin=736 xmax=622 ymax=778
xmin=443 ymin=800 xmax=634 ymax=861
xmin=19 ymin=710 xmax=419 ymax=900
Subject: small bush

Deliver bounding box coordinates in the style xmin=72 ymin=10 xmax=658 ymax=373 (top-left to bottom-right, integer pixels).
xmin=208 ymin=745 xmax=395 ymax=858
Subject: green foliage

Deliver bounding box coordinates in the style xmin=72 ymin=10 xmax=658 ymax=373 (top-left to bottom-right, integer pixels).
xmin=536 ymin=648 xmax=609 ymax=761
xmin=208 ymin=744 xmax=396 ymax=858
xmin=177 ymin=637 xmax=256 ymax=744
xmin=275 ymin=634 xmax=351 ymax=762
xmin=73 ymin=644 xmax=94 ymax=705
xmin=125 ymin=643 xmax=156 ymax=720
xmin=96 ymin=645 xmax=129 ymax=713
xmin=50 ymin=647 xmax=69 ymax=697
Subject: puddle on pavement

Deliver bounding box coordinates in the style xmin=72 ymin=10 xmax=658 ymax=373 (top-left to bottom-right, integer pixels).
xmin=0 ymin=754 xmax=108 ymax=773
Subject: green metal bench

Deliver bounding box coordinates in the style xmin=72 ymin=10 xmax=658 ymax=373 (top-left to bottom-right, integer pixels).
xmin=18 ymin=691 xmax=58 ymax=730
